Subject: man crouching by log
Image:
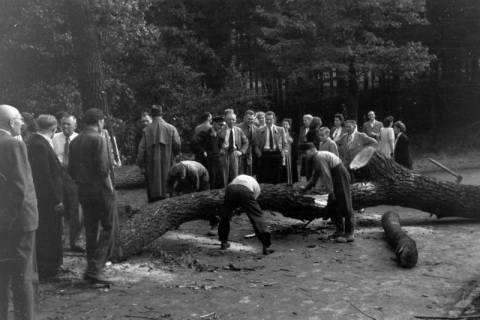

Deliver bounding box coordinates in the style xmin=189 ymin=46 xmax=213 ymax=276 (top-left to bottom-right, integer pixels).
xmin=219 ymin=174 xmax=274 ymax=255
xmin=299 ymin=143 xmax=355 ymax=243
xmin=167 ymin=160 xmax=219 ymax=236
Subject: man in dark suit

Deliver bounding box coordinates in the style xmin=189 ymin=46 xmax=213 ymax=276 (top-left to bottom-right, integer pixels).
xmin=236 ymin=110 xmax=258 ymax=176
xmin=69 ymin=108 xmax=117 ymax=285
xmin=196 ymin=116 xmax=225 ymax=189
xmin=254 ymin=111 xmax=287 ymax=184
xmin=297 ymin=114 xmax=313 ymax=180
xmin=218 ymin=111 xmax=249 ymax=186
xmin=27 ymin=115 xmax=64 ymax=279
xmin=0 ymin=104 xmax=39 ymax=320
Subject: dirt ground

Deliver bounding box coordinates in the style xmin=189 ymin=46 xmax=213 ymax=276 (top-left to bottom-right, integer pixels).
xmin=35 ymin=169 xmax=480 ymax=320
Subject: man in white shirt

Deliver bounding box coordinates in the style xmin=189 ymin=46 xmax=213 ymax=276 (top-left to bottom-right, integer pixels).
xmin=218 ymin=174 xmax=274 ymax=255
xmin=52 ymin=114 xmax=83 ymax=252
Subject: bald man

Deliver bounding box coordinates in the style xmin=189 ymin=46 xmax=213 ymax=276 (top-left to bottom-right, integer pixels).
xmin=0 ymin=105 xmax=38 ymax=320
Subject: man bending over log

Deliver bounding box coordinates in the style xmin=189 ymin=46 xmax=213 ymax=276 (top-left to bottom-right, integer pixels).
xmin=299 ymin=143 xmax=354 ymax=243
xmin=167 ymin=160 xmax=219 ymax=236
xmin=219 ymin=174 xmax=274 ymax=255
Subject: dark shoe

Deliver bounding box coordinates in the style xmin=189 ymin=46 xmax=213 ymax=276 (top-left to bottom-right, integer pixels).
xmin=335 ymin=234 xmax=354 ymax=243
xmin=220 ymin=242 xmax=230 ymax=250
xmin=84 ymin=273 xmax=113 ymax=285
xmin=70 ymin=245 xmax=85 ymax=253
xmin=330 ymin=231 xmax=343 ymax=239
xmin=262 ymin=246 xmax=274 ymax=255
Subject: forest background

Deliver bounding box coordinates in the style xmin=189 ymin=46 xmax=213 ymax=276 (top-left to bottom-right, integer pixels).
xmin=0 ymin=0 xmax=479 ymax=163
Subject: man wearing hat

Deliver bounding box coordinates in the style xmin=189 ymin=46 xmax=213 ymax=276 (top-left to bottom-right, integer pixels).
xmin=299 ymin=143 xmax=355 ymax=243
xmin=68 ymin=108 xmax=117 ymax=284
xmin=27 ymin=114 xmax=64 ymax=279
xmin=137 ymin=105 xmax=181 ymax=202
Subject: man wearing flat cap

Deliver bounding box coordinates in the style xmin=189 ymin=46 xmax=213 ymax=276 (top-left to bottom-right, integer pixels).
xmin=27 ymin=114 xmax=64 ymax=279
xmin=68 ymin=108 xmax=117 ymax=284
xmin=137 ymin=104 xmax=181 ymax=202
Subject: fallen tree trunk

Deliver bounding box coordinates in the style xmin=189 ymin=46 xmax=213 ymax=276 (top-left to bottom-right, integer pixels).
xmin=349 ymin=147 xmax=480 ymax=219
xmin=115 ymin=184 xmax=327 ymax=260
xmin=115 ymin=148 xmax=480 ymax=260
xmin=381 ymin=211 xmax=418 ymax=268
xmin=114 ymin=165 xmax=145 ymax=189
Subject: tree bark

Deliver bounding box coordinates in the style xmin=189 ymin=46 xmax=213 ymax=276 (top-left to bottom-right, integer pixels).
xmin=349 ymin=147 xmax=480 ymax=219
xmin=114 ymin=165 xmax=145 ymax=189
xmin=66 ymin=0 xmax=109 ymax=113
xmin=114 ymin=148 xmax=480 ymax=260
xmin=381 ymin=211 xmax=418 ymax=268
xmin=115 ymin=184 xmax=326 ymax=260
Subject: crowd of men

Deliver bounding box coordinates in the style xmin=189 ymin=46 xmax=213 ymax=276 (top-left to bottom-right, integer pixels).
xmin=137 ymin=106 xmax=412 ymax=252
xmin=0 ymin=101 xmax=413 ymax=319
xmin=1 ymin=105 xmax=117 ymax=320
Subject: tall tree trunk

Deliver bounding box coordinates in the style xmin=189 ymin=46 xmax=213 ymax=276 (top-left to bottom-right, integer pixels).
xmin=346 ymin=60 xmax=359 ymax=120
xmin=66 ymin=0 xmax=109 ymax=113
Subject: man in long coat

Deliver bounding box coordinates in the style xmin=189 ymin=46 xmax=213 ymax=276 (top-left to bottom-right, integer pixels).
xmin=27 ymin=115 xmax=64 ymax=279
xmin=137 ymin=105 xmax=181 ymax=202
xmin=0 ymin=105 xmax=38 ymax=320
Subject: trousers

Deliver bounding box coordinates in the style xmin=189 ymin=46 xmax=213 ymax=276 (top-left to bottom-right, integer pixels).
xmin=63 ymin=172 xmax=82 ymax=247
xmin=0 ymin=231 xmax=37 ymax=320
xmin=78 ymin=185 xmax=118 ymax=277
xmin=219 ymin=184 xmax=270 ymax=247
xmin=328 ymin=164 xmax=354 ymax=235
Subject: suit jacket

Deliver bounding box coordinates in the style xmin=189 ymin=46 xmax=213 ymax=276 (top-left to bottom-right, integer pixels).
xmin=0 ymin=131 xmax=38 ymax=231
xmin=27 ymin=134 xmax=63 ymax=209
xmin=338 ymin=131 xmax=378 ymax=165
xmin=218 ymin=126 xmax=249 ymax=155
xmin=394 ymin=133 xmax=413 ymax=169
xmin=69 ymin=127 xmax=112 ymax=193
xmin=254 ymin=125 xmax=287 ymax=158
xmin=298 ymin=125 xmax=309 ymax=145
xmin=236 ymin=122 xmax=258 ymax=157
xmin=363 ymin=120 xmax=382 ymax=139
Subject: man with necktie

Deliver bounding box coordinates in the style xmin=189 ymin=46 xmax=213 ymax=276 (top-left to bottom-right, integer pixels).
xmin=53 ymin=114 xmax=84 ymax=252
xmin=236 ymin=110 xmax=258 ymax=176
xmin=254 ymin=111 xmax=287 ymax=184
xmin=218 ymin=110 xmax=249 ymax=186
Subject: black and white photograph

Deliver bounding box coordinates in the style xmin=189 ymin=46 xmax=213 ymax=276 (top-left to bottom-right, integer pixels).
xmin=1 ymin=0 xmax=480 ymax=319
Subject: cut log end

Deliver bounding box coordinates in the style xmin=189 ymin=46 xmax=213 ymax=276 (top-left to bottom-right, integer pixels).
xmin=349 ymin=146 xmax=377 ymax=170
xmin=381 ymin=211 xmax=418 ymax=268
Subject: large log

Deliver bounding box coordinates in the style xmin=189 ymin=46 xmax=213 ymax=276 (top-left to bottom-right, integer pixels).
xmin=349 ymin=147 xmax=480 ymax=219
xmin=115 ymin=148 xmax=480 ymax=260
xmin=381 ymin=211 xmax=418 ymax=268
xmin=115 ymin=184 xmax=328 ymax=260
xmin=114 ymin=166 xmax=145 ymax=189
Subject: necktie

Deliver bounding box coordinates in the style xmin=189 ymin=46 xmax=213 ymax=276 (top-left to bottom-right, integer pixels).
xmin=64 ymin=135 xmax=70 ymax=168
xmin=269 ymin=127 xmax=274 ymax=150
xmin=228 ymin=129 xmax=234 ymax=153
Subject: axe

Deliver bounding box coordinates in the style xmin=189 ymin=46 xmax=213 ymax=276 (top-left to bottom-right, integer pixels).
xmin=427 ymin=158 xmax=463 ymax=184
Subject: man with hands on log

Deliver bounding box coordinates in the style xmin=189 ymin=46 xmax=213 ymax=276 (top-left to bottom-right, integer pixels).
xmin=298 ymin=143 xmax=355 ymax=243
xmin=219 ymin=174 xmax=274 ymax=255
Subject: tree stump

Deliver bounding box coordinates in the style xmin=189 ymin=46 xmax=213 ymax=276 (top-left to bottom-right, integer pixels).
xmin=381 ymin=211 xmax=418 ymax=268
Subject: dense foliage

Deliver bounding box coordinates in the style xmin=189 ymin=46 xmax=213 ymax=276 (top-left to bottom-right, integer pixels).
xmin=0 ymin=0 xmax=479 ymax=161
